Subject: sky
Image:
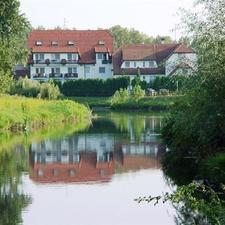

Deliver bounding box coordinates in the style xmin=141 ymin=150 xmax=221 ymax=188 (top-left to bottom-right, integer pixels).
xmin=19 ymin=0 xmax=195 ymax=39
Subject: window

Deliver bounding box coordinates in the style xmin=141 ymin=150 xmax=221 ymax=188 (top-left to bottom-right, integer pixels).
xmin=36 ymin=41 xmax=42 ymax=46
xmin=134 ymin=62 xmax=137 ymax=68
xmin=51 ymin=53 xmax=60 ymax=61
xmin=98 ymin=40 xmax=105 ymax=45
xmin=37 ymin=169 xmax=44 ymax=177
xmin=67 ymin=53 xmax=77 ymax=61
xmin=68 ymin=41 xmax=74 ymax=46
xmin=55 ymin=67 xmax=60 ymax=74
xmin=97 ymin=53 xmax=103 ymax=60
xmin=35 ymin=67 xmax=45 ymax=74
xmin=68 ymin=169 xmax=76 ymax=177
xmin=149 ymin=61 xmax=155 ymax=67
xmin=125 ymin=61 xmax=130 ymax=68
xmin=51 ymin=67 xmax=60 ymax=74
xmin=51 ymin=41 xmax=58 ymax=46
xmin=40 ymin=68 xmax=45 ymax=74
xmin=35 ymin=53 xmax=44 ymax=61
xmin=143 ymin=61 xmax=146 ymax=67
xmin=85 ymin=66 xmax=90 ymax=74
xmin=53 ymin=169 xmax=60 ymax=177
xmin=99 ymin=67 xmax=106 ymax=74
xmin=68 ymin=67 xmax=77 ymax=74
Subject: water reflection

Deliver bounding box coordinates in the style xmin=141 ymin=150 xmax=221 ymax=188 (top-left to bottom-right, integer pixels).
xmin=29 ymin=112 xmax=165 ymax=184
xmin=0 ymin=145 xmax=30 ymax=225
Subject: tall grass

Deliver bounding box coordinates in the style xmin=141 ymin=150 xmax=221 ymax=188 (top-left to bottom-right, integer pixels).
xmin=0 ymin=95 xmax=91 ymax=131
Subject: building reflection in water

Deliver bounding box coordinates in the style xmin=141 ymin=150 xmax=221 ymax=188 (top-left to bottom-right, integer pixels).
xmin=29 ymin=114 xmax=166 ymax=184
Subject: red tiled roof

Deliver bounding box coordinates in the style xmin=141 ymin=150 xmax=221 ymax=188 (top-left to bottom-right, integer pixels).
xmin=94 ymin=46 xmax=109 ymax=53
xmin=32 ymin=46 xmax=80 ymax=53
xmin=28 ymin=30 xmax=113 ymax=64
xmin=173 ymin=43 xmax=194 ymax=53
xmin=113 ymin=43 xmax=195 ymax=75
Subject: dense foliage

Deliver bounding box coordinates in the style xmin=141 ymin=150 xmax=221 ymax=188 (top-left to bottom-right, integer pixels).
xmin=0 ymin=0 xmax=30 ymax=93
xmin=161 ymin=0 xmax=225 ymax=223
xmin=10 ymin=78 xmax=61 ymax=100
xmin=109 ymin=25 xmax=173 ymax=49
xmin=60 ymin=77 xmax=130 ymax=97
xmin=0 ymin=95 xmax=91 ymax=131
xmin=149 ymin=75 xmax=200 ymax=92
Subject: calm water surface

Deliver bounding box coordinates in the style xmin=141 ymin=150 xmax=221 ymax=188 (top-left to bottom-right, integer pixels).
xmin=0 ymin=112 xmax=177 ymax=225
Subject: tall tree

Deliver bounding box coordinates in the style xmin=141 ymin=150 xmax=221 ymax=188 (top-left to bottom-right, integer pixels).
xmin=0 ymin=0 xmax=30 ymax=93
xmin=109 ymin=25 xmax=173 ymax=49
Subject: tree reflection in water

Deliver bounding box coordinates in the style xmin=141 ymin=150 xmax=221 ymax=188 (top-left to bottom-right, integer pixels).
xmin=0 ymin=145 xmax=31 ymax=225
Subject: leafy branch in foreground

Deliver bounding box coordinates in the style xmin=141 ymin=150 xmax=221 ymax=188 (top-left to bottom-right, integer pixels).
xmin=135 ymin=183 xmax=225 ymax=225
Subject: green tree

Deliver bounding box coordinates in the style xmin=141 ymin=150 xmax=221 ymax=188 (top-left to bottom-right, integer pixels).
xmin=109 ymin=25 xmax=173 ymax=49
xmin=0 ymin=0 xmax=30 ymax=93
xmin=161 ymin=0 xmax=225 ymax=222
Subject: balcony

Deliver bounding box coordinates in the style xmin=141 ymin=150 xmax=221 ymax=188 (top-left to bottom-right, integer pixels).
xmin=102 ymin=59 xmax=110 ymax=64
xmin=32 ymin=73 xmax=48 ymax=79
xmin=67 ymin=60 xmax=78 ymax=64
xmin=50 ymin=59 xmax=61 ymax=64
xmin=49 ymin=73 xmax=63 ymax=78
xmin=64 ymin=73 xmax=78 ymax=78
xmin=34 ymin=60 xmax=45 ymax=64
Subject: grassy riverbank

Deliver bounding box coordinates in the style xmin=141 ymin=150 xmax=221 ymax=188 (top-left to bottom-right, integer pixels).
xmin=0 ymin=95 xmax=91 ymax=132
xmin=67 ymin=95 xmax=179 ymax=110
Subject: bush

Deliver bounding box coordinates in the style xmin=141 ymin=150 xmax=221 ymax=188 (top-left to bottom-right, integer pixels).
xmin=60 ymin=77 xmax=130 ymax=97
xmin=131 ymin=76 xmax=148 ymax=90
xmin=149 ymin=76 xmax=199 ymax=92
xmin=131 ymin=85 xmax=145 ymax=101
xmin=10 ymin=78 xmax=40 ymax=97
xmin=10 ymin=78 xmax=61 ymax=100
xmin=38 ymin=81 xmax=61 ymax=100
xmin=110 ymin=88 xmax=129 ymax=106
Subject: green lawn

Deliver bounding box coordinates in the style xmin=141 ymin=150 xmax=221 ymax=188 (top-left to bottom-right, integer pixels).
xmin=0 ymin=95 xmax=91 ymax=132
xmin=66 ymin=95 xmax=181 ymax=110
xmin=65 ymin=97 xmax=111 ymax=107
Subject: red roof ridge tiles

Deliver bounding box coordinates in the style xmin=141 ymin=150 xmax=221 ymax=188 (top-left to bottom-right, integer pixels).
xmin=28 ymin=29 xmax=113 ymax=64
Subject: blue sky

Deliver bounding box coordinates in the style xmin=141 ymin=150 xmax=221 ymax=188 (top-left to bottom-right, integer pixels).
xmin=20 ymin=0 xmax=194 ymax=38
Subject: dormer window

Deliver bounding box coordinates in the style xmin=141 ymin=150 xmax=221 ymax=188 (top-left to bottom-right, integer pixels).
xmin=98 ymin=40 xmax=105 ymax=45
xmin=68 ymin=41 xmax=74 ymax=46
xmin=51 ymin=41 xmax=58 ymax=46
xmin=36 ymin=41 xmax=42 ymax=46
xmin=125 ymin=61 xmax=130 ymax=68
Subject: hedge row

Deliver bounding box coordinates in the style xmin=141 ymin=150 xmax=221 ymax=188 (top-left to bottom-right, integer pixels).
xmin=59 ymin=77 xmax=130 ymax=97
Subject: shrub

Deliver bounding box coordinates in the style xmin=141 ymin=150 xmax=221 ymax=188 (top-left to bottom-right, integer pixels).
xmin=131 ymin=76 xmax=148 ymax=90
xmin=10 ymin=77 xmax=40 ymax=97
xmin=131 ymin=85 xmax=145 ymax=101
xmin=110 ymin=88 xmax=129 ymax=106
xmin=60 ymin=77 xmax=130 ymax=97
xmin=38 ymin=81 xmax=61 ymax=100
xmin=10 ymin=78 xmax=61 ymax=100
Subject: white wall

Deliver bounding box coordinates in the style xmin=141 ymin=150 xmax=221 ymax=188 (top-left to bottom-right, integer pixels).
xmin=121 ymin=60 xmax=158 ymax=69
xmin=30 ymin=52 xmax=113 ymax=80
xmin=165 ymin=53 xmax=197 ymax=76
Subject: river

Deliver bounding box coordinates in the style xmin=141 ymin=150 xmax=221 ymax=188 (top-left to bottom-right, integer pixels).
xmin=0 ymin=111 xmax=178 ymax=225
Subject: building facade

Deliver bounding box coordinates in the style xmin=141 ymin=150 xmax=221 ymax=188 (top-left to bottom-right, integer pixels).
xmin=113 ymin=43 xmax=197 ymax=83
xmin=27 ymin=30 xmax=196 ymax=83
xmin=28 ymin=30 xmax=113 ymax=82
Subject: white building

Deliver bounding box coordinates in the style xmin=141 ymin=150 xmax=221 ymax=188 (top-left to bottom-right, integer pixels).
xmin=28 ymin=30 xmax=113 ymax=82
xmin=113 ymin=43 xmax=197 ymax=83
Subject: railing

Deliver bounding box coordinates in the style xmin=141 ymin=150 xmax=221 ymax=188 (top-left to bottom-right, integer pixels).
xmin=67 ymin=60 xmax=78 ymax=64
xmin=64 ymin=73 xmax=78 ymax=78
xmin=32 ymin=73 xmax=79 ymax=80
xmin=32 ymin=59 xmax=79 ymax=65
xmin=49 ymin=73 xmax=63 ymax=78
xmin=102 ymin=59 xmax=109 ymax=64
